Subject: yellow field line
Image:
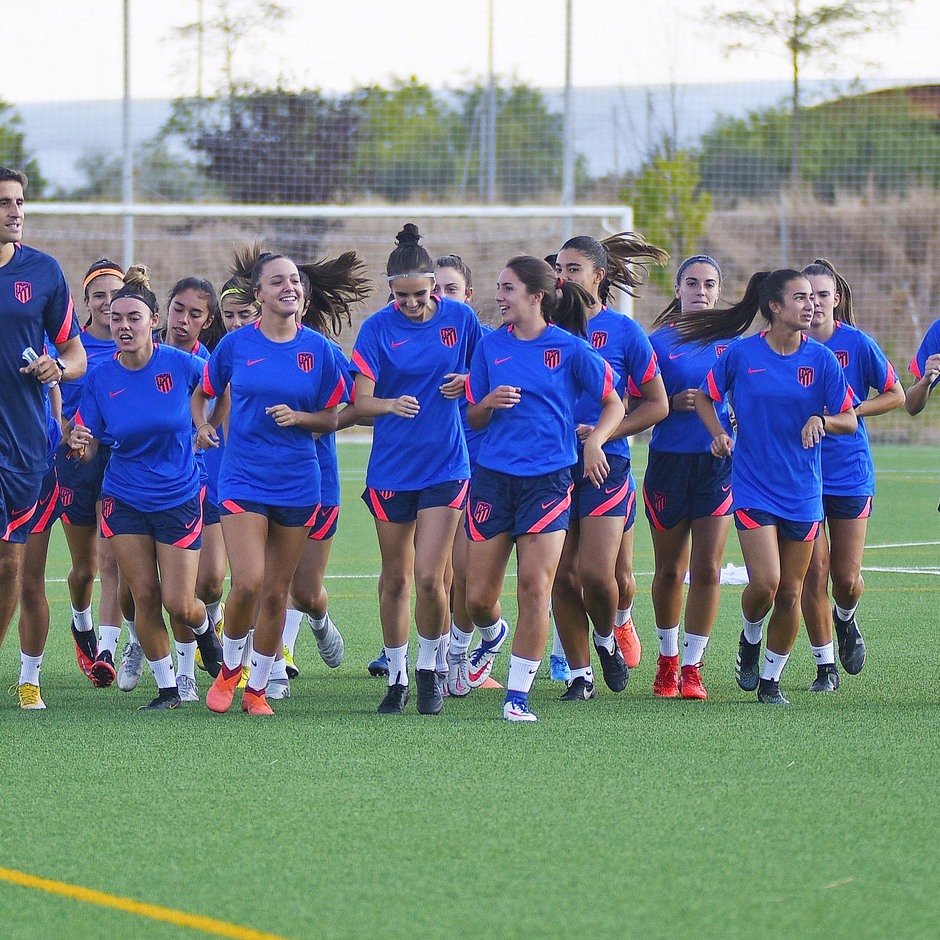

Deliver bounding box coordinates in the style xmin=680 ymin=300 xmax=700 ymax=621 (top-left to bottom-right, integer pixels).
xmin=0 ymin=866 xmax=287 ymax=940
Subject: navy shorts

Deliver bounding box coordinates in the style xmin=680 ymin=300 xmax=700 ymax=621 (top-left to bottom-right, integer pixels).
xmin=307 ymin=505 xmax=340 ymax=541
xmin=466 ymin=465 xmax=573 ymax=541
xmin=0 ymin=468 xmax=43 ymax=544
xmin=734 ymin=508 xmax=820 ymax=542
xmin=100 ymin=492 xmax=204 ymax=549
xmin=573 ymin=454 xmax=632 ymax=521
xmin=201 ymin=487 xmax=221 ymax=527
xmin=219 ymin=498 xmax=319 ymax=529
xmin=643 ymin=450 xmax=733 ymax=531
xmin=55 ymin=443 xmax=110 ymax=527
xmin=825 ymin=495 xmax=872 ymax=520
xmin=362 ymin=479 xmax=468 ymax=524
xmin=28 ymin=464 xmax=62 ymax=535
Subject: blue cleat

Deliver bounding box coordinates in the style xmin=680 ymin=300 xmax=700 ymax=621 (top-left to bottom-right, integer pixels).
xmin=549 ymin=653 xmax=571 ymax=682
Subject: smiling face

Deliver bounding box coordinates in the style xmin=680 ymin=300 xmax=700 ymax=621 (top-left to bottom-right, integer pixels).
xmin=166 ymin=287 xmax=213 ymax=350
xmin=675 ymin=261 xmax=720 ymax=312
xmin=254 ymin=257 xmax=302 ymax=320
xmin=495 ymin=266 xmax=542 ymax=328
xmin=84 ymin=273 xmax=125 ymax=334
xmin=0 ymin=181 xmax=24 ymax=260
xmin=807 ymin=273 xmax=839 ymax=329
xmin=110 ymin=297 xmax=158 ymax=356
xmin=390 ymin=275 xmax=436 ymax=320
xmin=768 ymin=276 xmax=814 ymax=333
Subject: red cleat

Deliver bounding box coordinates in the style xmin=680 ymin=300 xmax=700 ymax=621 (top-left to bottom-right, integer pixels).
xmin=679 ymin=663 xmax=707 ymax=700
xmin=614 ymin=618 xmax=642 ymax=669
xmin=206 ymin=664 xmax=241 ymax=713
xmin=241 ymin=688 xmax=274 ymax=716
xmin=653 ymin=654 xmax=680 ymax=698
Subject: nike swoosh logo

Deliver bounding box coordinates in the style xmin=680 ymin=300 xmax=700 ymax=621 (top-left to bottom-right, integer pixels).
xmin=668 ymin=352 xmax=685 ymax=359
xmin=109 ymin=389 xmax=126 ymax=398
xmin=541 ymin=500 xmax=557 ymax=510
xmin=604 ymin=485 xmax=619 ymax=493
xmin=747 ymin=368 xmax=765 ymax=374
xmin=468 ymin=663 xmax=490 ymax=683
xmin=495 ymin=356 xmax=512 ymax=364
xmin=722 ymin=484 xmax=731 ymax=492
xmin=184 ymin=517 xmax=199 ymax=530
xmin=246 ymin=358 xmax=265 ymax=366
xmin=391 ymin=341 xmax=409 ymax=348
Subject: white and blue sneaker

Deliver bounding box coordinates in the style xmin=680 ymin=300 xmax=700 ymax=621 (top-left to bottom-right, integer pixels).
xmin=467 ymin=619 xmax=509 ymax=688
xmin=503 ymin=695 xmax=537 ymax=722
xmin=549 ymin=653 xmax=570 ymax=682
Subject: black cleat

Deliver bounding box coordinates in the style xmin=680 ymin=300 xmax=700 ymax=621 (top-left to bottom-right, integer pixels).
xmin=71 ymin=622 xmax=98 ymax=677
xmin=833 ymin=607 xmax=866 ymax=675
xmin=735 ymin=631 xmax=762 ymax=691
xmin=138 ymin=687 xmax=181 ymax=711
xmin=90 ymin=649 xmax=117 ymax=689
xmin=377 ymin=683 xmax=410 ymax=714
xmin=368 ymin=648 xmax=390 ymax=678
xmin=757 ymin=678 xmax=790 ymax=706
xmin=559 ymin=676 xmax=597 ymax=701
xmin=594 ymin=638 xmax=629 ymax=692
xmin=415 ymin=669 xmax=443 ymax=715
xmin=809 ymin=663 xmax=840 ymax=692
xmin=194 ymin=625 xmax=223 ymax=678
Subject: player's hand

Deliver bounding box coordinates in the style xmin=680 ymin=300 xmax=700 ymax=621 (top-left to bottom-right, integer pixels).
xmin=482 ymin=385 xmax=521 ymax=410
xmin=710 ymin=433 xmax=734 ymax=457
xmin=801 ymin=415 xmax=826 ymax=448
xmin=582 ymin=439 xmax=610 ymax=488
xmin=67 ymin=424 xmax=93 ymax=458
xmin=266 ymin=404 xmax=301 ymax=427
xmin=576 ymin=423 xmax=595 ymax=442
xmin=20 ymin=353 xmax=60 ymax=386
xmin=671 ymin=388 xmax=698 ymax=412
xmin=195 ymin=422 xmax=220 ymax=450
xmin=390 ymin=395 xmax=420 ymax=418
xmin=440 ymin=373 xmax=467 ymax=399
xmin=924 ymin=353 xmax=940 ymax=383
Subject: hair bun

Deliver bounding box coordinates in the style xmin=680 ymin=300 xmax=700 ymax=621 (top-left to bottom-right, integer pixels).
xmin=123 ymin=263 xmax=152 ymax=292
xmin=396 ymin=223 xmax=422 ymax=247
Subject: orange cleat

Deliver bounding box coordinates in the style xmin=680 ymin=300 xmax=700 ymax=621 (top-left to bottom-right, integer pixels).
xmin=653 ymin=654 xmax=680 ymax=698
xmin=241 ymin=688 xmax=274 ymax=716
xmin=614 ymin=618 xmax=642 ymax=669
xmin=206 ymin=664 xmax=241 ymax=713
xmin=679 ymin=663 xmax=707 ymax=700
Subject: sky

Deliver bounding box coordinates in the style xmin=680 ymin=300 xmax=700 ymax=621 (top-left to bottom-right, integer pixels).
xmin=4 ymin=0 xmax=939 ymax=104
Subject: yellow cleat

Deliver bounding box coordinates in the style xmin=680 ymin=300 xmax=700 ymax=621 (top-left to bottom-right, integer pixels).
xmin=10 ymin=682 xmax=46 ymax=710
xmin=284 ymin=647 xmax=299 ymax=679
xmin=237 ymin=665 xmax=250 ymax=690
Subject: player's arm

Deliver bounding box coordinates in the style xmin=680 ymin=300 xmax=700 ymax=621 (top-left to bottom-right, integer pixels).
xmin=468 ymin=385 xmax=520 ymax=430
xmin=266 ymin=404 xmax=338 ymax=434
xmin=586 ymin=373 xmax=668 ymax=443
xmin=52 ymin=335 xmax=87 ymax=384
xmin=354 ymin=374 xmax=419 ymax=418
xmin=857 ymin=380 xmax=904 ymax=418
xmin=581 ymin=390 xmax=626 ymax=487
xmin=905 ymin=353 xmax=940 ymax=415
xmin=694 ymin=388 xmax=733 ymax=457
xmin=192 ymin=385 xmax=223 ymax=450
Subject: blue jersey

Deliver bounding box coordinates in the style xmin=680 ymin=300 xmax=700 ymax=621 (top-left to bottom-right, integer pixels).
xmin=351 ymin=297 xmax=482 ymax=490
xmin=0 ymin=243 xmax=77 ymax=475
xmin=76 ymin=344 xmax=203 ymax=513
xmin=703 ymin=333 xmax=855 ymax=521
xmin=467 ymin=324 xmax=616 ymax=478
xmin=60 ymin=330 xmax=117 ymax=421
xmin=649 ymin=324 xmax=737 ymax=453
xmin=204 ymin=322 xmax=347 ymax=507
xmin=315 ymin=339 xmax=355 ymax=506
xmin=819 ymin=321 xmax=897 ymax=497
xmin=910 ymin=318 xmax=940 ymax=389
xmin=577 ymin=307 xmax=657 ymax=459
xmin=461 ymin=323 xmax=494 ymax=467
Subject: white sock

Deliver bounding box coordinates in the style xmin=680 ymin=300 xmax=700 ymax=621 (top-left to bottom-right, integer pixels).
xmin=657 ymin=625 xmax=680 ymax=657
xmin=222 ymin=632 xmax=247 ymax=671
xmin=478 ymin=619 xmax=504 ymax=643
xmin=416 ymin=635 xmax=441 ymax=671
xmin=742 ymin=613 xmax=765 ymax=645
xmin=71 ymin=605 xmax=94 ymax=632
xmin=834 ymin=602 xmax=859 ymax=621
xmin=593 ymin=629 xmax=616 ymax=653
xmin=309 ymin=613 xmax=330 ymax=638
xmin=98 ymin=625 xmax=121 ymax=657
xmin=247 ymin=652 xmax=275 ymax=693
xmin=241 ymin=630 xmax=254 ymax=668
xmin=148 ymin=655 xmax=176 ymax=689
xmin=175 ymin=641 xmax=197 ymax=680
xmin=19 ymin=652 xmax=43 ymax=686
xmin=283 ymin=607 xmax=303 ymax=654
xmin=436 ymin=631 xmax=450 ymax=672
xmin=385 ymin=643 xmax=409 ymax=686
xmin=206 ymin=597 xmax=223 ymax=628
xmin=123 ymin=617 xmax=138 ymax=645
xmin=269 ymin=657 xmax=289 ymax=681
xmin=507 ymin=655 xmax=541 ymax=694
xmin=550 ymin=620 xmax=566 ymax=658
xmin=450 ymin=625 xmax=473 ymax=655
xmin=760 ymin=649 xmax=790 ymax=682
xmin=682 ymin=631 xmax=710 ymax=667
xmin=615 ymin=604 xmax=633 ymax=627
xmin=811 ymin=642 xmax=835 ymax=665
xmin=570 ymin=665 xmax=594 ymax=683
xmin=191 ymin=615 xmax=210 ymax=636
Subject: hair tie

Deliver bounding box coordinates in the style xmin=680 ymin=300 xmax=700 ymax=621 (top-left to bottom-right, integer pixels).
xmin=556 ymin=277 xmax=564 ymax=290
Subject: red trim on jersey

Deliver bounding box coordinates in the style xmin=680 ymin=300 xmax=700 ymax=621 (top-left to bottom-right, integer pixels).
xmin=325 ymin=376 xmax=346 ymax=408
xmin=528 ymin=484 xmax=573 ymax=533
xmin=448 ymin=480 xmax=469 ymax=509
xmin=909 ymin=356 xmax=923 ymax=379
xmin=626 ymin=376 xmax=641 ymax=397
xmin=838 ymin=387 xmax=856 ymax=413
xmin=309 ymin=505 xmax=339 ymax=540
xmin=367 ymin=488 xmax=389 ymax=522
xmin=52 ymin=296 xmax=76 ymax=344
xmin=883 ymin=363 xmax=898 ymax=392
xmin=706 ymin=371 xmax=721 ymax=402
xmin=2 ymin=502 xmax=38 ymax=541
xmin=601 ymin=362 xmax=614 ymax=400
xmin=803 ymin=520 xmax=820 ymax=542
xmin=642 ymin=481 xmax=666 ymax=531
xmin=201 ymin=362 xmax=218 ymax=398
xmin=589 ymin=477 xmax=630 ymax=517
xmin=465 ymin=375 xmax=477 ymax=405
xmin=640 ymin=353 xmax=657 ymax=385
xmin=351 ymin=350 xmax=376 ymax=382
xmin=712 ymin=492 xmax=733 ymax=516
xmin=734 ymin=510 xmax=762 ymax=530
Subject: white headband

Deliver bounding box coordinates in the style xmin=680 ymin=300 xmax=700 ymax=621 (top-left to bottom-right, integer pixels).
xmin=387 ymin=272 xmax=435 ymax=284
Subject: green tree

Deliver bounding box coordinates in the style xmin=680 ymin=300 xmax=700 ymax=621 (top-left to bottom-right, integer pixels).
xmin=0 ymin=101 xmax=46 ymax=196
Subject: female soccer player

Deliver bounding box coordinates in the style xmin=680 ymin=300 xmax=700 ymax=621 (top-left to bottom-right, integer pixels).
xmin=800 ymin=260 xmax=902 ymax=691
xmin=68 ymin=266 xmax=220 ymax=711
xmin=644 ymin=255 xmax=736 ymax=700
xmin=465 ymin=256 xmax=625 ymax=721
xmin=195 ymin=252 xmax=348 ymax=716
xmin=550 ymin=233 xmax=669 ymax=701
xmin=56 ymin=259 xmax=125 ymax=686
xmin=352 ymin=225 xmax=482 ymax=716
xmin=675 ymin=269 xmax=857 ymax=705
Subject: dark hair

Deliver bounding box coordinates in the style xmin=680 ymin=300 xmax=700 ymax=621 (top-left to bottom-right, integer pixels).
xmin=219 ymin=274 xmax=256 ymax=308
xmin=111 ymin=264 xmax=159 ymax=315
xmin=672 ymin=269 xmax=807 ymax=344
xmin=387 ymin=224 xmax=434 ymax=279
xmin=299 ymin=253 xmax=371 ymax=336
xmin=0 ymin=166 xmax=28 ymax=188
xmin=559 ymin=231 xmax=669 ymax=304
xmin=165 ymin=276 xmax=225 ymax=350
xmin=505 ymin=255 xmax=594 ymax=337
xmin=653 ymin=254 xmax=723 ymax=328
xmin=81 ymin=257 xmax=125 ymax=326
xmin=434 ymin=254 xmax=473 ymax=290
xmin=802 ymin=258 xmax=854 ymax=326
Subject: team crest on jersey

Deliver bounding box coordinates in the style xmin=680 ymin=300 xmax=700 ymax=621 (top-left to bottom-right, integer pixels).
xmin=835 ymin=350 xmax=849 ymax=368
xmin=544 ymin=349 xmax=560 ymax=369
xmin=60 ymin=487 xmax=74 ymax=508
xmin=714 ymin=344 xmax=728 ymax=357
xmin=473 ymin=501 xmax=492 ymax=524
xmin=440 ymin=327 xmax=458 ymax=348
xmin=653 ymin=492 xmax=666 ymax=513
xmin=797 ymin=367 xmax=815 ymax=387
xmin=155 ymin=372 xmax=174 ymax=393
xmin=14 ymin=281 xmax=31 ymax=304
xmin=101 ymin=497 xmax=114 ymax=518
xmin=591 ymin=331 xmax=608 ymax=349
xmin=297 ymin=351 xmax=314 ymax=372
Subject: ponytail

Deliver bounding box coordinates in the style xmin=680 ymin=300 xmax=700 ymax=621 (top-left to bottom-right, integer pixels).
xmin=298 ymin=251 xmax=371 ymax=336
xmin=560 ymin=231 xmax=669 ymax=304
xmin=802 ymin=258 xmax=854 ymax=326
xmin=504 ymin=255 xmax=594 ymax=337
